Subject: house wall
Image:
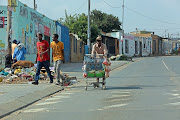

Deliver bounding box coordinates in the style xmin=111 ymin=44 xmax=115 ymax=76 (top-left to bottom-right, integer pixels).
xmin=0 ymin=6 xmax=8 ymax=67
xmin=134 ymin=34 xmax=160 ymax=55
xmin=115 ymin=38 xmax=119 ymax=55
xmin=14 ymin=1 xmax=56 ymax=63
xmin=69 ymin=34 xmax=84 ymax=62
xmin=122 ymin=34 xmax=135 ymax=57
xmin=0 ymin=1 xmax=70 ymax=67
xmin=56 ymin=21 xmax=70 ymax=62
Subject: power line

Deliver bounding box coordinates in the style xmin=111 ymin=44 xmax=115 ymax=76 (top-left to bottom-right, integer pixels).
xmin=125 ymin=6 xmax=180 ymax=26
xmin=60 ymin=0 xmax=88 ymax=18
xmin=68 ymin=0 xmax=88 ymax=15
xmin=103 ymin=0 xmax=121 ymax=8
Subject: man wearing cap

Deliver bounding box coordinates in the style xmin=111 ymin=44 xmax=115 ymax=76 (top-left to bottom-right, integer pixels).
xmin=11 ymin=40 xmax=17 ymax=59
xmin=91 ymin=36 xmax=108 ymax=57
xmin=91 ymin=36 xmax=108 ymax=87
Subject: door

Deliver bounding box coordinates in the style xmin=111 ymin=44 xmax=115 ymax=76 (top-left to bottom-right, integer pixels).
xmin=139 ymin=42 xmax=142 ymax=56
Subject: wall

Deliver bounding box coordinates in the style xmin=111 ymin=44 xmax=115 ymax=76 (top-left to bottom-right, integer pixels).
xmin=134 ymin=34 xmax=160 ymax=55
xmin=102 ymin=36 xmax=116 ymax=57
xmin=141 ymin=37 xmax=152 ymax=56
xmin=56 ymin=21 xmax=70 ymax=62
xmin=134 ymin=36 xmax=139 ymax=56
xmin=14 ymin=1 xmax=56 ymax=63
xmin=122 ymin=33 xmax=135 ymax=57
xmin=0 ymin=1 xmax=58 ymax=65
xmin=115 ymin=38 xmax=119 ymax=55
xmin=69 ymin=33 xmax=84 ymax=62
xmin=0 ymin=6 xmax=8 ymax=67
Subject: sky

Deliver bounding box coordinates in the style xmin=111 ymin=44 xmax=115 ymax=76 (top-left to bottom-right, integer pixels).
xmin=1 ymin=0 xmax=180 ymax=37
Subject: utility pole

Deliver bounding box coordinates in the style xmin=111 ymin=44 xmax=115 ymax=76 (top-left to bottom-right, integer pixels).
xmin=87 ymin=0 xmax=91 ymax=53
xmin=121 ymin=0 xmax=124 ymax=54
xmin=7 ymin=0 xmax=12 ymax=55
xmin=34 ymin=0 xmax=36 ymax=10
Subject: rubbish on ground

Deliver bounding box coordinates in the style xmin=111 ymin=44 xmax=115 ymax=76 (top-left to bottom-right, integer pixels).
xmin=0 ymin=65 xmax=77 ymax=86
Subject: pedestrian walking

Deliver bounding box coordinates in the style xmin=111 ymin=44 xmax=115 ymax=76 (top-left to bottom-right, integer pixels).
xmin=50 ymin=34 xmax=65 ymax=86
xmin=91 ymin=36 xmax=108 ymax=87
xmin=11 ymin=39 xmax=17 ymax=62
xmin=32 ymin=32 xmax=53 ymax=85
xmin=13 ymin=43 xmax=26 ymax=62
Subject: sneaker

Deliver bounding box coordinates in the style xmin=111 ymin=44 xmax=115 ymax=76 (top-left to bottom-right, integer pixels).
xmin=50 ymin=81 xmax=53 ymax=84
xmin=32 ymin=81 xmax=38 ymax=85
xmin=60 ymin=82 xmax=64 ymax=86
xmin=55 ymin=82 xmax=60 ymax=85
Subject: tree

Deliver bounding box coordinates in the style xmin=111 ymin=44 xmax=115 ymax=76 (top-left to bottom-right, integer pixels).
xmin=91 ymin=9 xmax=122 ymax=33
xmin=58 ymin=9 xmax=121 ymax=43
xmin=58 ymin=10 xmax=100 ymax=43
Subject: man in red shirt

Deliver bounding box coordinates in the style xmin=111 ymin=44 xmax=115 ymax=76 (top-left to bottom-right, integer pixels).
xmin=32 ymin=32 xmax=53 ymax=85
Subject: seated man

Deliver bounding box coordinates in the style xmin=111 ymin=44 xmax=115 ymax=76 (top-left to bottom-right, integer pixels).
xmin=91 ymin=36 xmax=108 ymax=87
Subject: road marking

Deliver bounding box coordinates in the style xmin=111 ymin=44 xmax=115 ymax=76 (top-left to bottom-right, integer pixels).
xmin=45 ymin=97 xmax=62 ymax=101
xmin=59 ymin=93 xmax=74 ymax=95
xmin=171 ymin=89 xmax=179 ymax=92
xmin=111 ymin=91 xmax=131 ymax=94
xmin=164 ymin=93 xmax=179 ymax=96
xmin=111 ymin=95 xmax=131 ymax=97
xmin=53 ymin=96 xmax=70 ymax=98
xmin=169 ymin=96 xmax=180 ymax=100
xmin=110 ymin=98 xmax=131 ymax=102
xmin=36 ymin=101 xmax=60 ymax=106
xmin=103 ymin=104 xmax=128 ymax=109
xmin=171 ymin=94 xmax=179 ymax=96
xmin=167 ymin=102 xmax=180 ymax=106
xmin=162 ymin=60 xmax=170 ymax=71
xmin=24 ymin=108 xmax=47 ymax=113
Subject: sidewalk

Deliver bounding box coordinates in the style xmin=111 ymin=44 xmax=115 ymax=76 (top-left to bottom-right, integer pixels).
xmin=0 ymin=60 xmax=133 ymax=119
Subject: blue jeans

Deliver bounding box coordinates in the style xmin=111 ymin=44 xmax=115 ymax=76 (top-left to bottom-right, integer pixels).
xmin=35 ymin=60 xmax=53 ymax=82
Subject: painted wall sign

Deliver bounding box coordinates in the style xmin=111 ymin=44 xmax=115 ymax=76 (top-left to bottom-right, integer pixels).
xmin=38 ymin=24 xmax=44 ymax=34
xmin=20 ymin=5 xmax=28 ymax=19
xmin=124 ymin=34 xmax=134 ymax=40
xmin=44 ymin=26 xmax=50 ymax=36
xmin=30 ymin=11 xmax=43 ymax=23
xmin=30 ymin=23 xmax=33 ymax=33
xmin=0 ymin=17 xmax=4 ymax=28
xmin=0 ymin=10 xmax=6 ymax=15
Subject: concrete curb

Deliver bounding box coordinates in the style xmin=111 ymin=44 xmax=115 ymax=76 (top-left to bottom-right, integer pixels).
xmin=0 ymin=85 xmax=64 ymax=119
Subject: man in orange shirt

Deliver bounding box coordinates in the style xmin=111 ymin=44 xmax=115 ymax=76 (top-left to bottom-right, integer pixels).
xmin=50 ymin=34 xmax=64 ymax=86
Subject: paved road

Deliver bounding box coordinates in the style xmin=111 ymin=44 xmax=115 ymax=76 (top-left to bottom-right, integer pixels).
xmin=3 ymin=56 xmax=180 ymax=120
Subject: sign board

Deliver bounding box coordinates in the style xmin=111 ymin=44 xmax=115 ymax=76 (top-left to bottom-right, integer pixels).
xmin=44 ymin=26 xmax=50 ymax=36
xmin=0 ymin=17 xmax=4 ymax=28
xmin=8 ymin=0 xmax=17 ymax=7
